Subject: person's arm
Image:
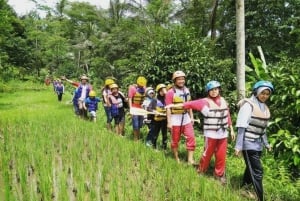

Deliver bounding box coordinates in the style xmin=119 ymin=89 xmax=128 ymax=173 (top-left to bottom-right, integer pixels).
xmin=235 ymin=127 xmax=246 ymax=156
xmin=165 ymin=91 xmax=173 ymax=130
xmin=226 ymin=107 xmax=235 ymax=141
xmin=262 ymin=134 xmax=272 ymax=151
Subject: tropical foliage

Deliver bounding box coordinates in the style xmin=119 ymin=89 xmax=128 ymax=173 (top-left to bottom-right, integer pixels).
xmin=0 ymin=0 xmax=299 ymax=196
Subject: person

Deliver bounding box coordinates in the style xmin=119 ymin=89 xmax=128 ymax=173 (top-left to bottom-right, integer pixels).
xmin=150 ymin=84 xmax=168 ymax=150
xmin=74 ymin=75 xmax=92 ymax=118
xmin=128 ymin=76 xmax=147 ymax=141
xmin=235 ymin=81 xmax=274 ymax=201
xmin=55 ymin=80 xmax=65 ymax=102
xmin=101 ymin=78 xmax=115 ymax=130
xmin=61 ymin=76 xmax=81 ymax=115
xmin=83 ymin=90 xmax=101 ymax=122
xmin=166 ymin=80 xmax=235 ymax=184
xmin=107 ymin=83 xmax=127 ymax=135
xmin=142 ymin=87 xmax=156 ymax=146
xmin=52 ymin=79 xmax=58 ymax=92
xmin=165 ymin=70 xmax=195 ymax=164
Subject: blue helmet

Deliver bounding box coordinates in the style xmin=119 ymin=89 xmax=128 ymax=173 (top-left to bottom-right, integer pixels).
xmin=253 ymin=81 xmax=274 ymax=92
xmin=205 ymin=80 xmax=221 ymax=92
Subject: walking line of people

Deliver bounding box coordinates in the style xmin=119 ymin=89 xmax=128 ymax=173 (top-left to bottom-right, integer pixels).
xmin=47 ymin=71 xmax=274 ymax=201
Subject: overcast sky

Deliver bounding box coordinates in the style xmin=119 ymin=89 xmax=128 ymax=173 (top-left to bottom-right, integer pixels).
xmin=7 ymin=0 xmax=111 ymax=15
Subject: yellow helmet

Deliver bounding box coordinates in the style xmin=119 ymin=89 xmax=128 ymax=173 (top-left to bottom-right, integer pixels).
xmin=137 ymin=76 xmax=147 ymax=87
xmin=156 ymin=84 xmax=166 ymax=92
xmin=166 ymin=83 xmax=173 ymax=90
xmin=105 ymin=78 xmax=115 ymax=86
xmin=109 ymin=83 xmax=119 ymax=89
xmin=172 ymin=70 xmax=185 ymax=81
xmin=89 ymin=90 xmax=96 ymax=97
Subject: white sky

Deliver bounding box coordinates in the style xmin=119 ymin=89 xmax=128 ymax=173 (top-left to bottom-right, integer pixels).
xmin=8 ymin=0 xmax=111 ymax=15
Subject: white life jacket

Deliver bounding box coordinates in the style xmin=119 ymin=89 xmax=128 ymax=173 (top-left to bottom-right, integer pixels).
xmin=240 ymin=98 xmax=270 ymax=141
xmin=203 ymin=97 xmax=229 ymax=130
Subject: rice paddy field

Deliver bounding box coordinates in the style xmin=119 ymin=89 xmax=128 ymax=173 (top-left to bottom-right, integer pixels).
xmin=0 ymin=82 xmax=298 ymax=201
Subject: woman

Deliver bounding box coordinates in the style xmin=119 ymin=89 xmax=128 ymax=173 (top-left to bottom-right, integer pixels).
xmin=235 ymin=81 xmax=274 ymax=201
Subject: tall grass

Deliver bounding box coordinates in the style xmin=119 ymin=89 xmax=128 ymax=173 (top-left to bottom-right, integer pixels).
xmin=0 ymin=82 xmax=298 ymax=200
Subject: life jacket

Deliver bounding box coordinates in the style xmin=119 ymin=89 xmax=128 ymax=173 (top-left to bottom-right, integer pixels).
xmin=56 ymin=85 xmax=64 ymax=93
xmin=87 ymin=97 xmax=99 ymax=112
xmin=240 ymin=98 xmax=270 ymax=141
xmin=203 ymin=97 xmax=229 ymax=130
xmin=154 ymin=99 xmax=167 ymax=121
xmin=109 ymin=93 xmax=124 ymax=117
xmin=76 ymin=84 xmax=91 ymax=99
xmin=171 ymin=86 xmax=191 ymax=114
xmin=132 ymin=85 xmax=145 ymax=105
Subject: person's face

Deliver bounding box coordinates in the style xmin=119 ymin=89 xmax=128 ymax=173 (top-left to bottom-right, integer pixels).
xmin=111 ymin=87 xmax=118 ymax=94
xmin=174 ymin=77 xmax=185 ymax=88
xmin=81 ymin=79 xmax=87 ymax=84
xmin=257 ymin=89 xmax=271 ymax=103
xmin=159 ymin=88 xmax=167 ymax=96
xmin=208 ymin=87 xmax=220 ymax=98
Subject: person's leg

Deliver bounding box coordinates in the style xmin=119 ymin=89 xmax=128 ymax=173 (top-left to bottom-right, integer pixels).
xmin=243 ymin=150 xmax=264 ymax=201
xmin=198 ymin=137 xmax=217 ymax=173
xmin=132 ymin=115 xmax=140 ymax=141
xmin=214 ymin=138 xmax=227 ymax=177
xmin=161 ymin=120 xmax=168 ymax=150
xmin=171 ymin=126 xmax=181 ymax=163
xmin=151 ymin=120 xmax=160 ymax=148
xmin=104 ymin=106 xmax=112 ymax=130
xmin=183 ymin=123 xmax=196 ymax=164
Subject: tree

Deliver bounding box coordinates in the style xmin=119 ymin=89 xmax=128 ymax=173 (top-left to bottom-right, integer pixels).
xmin=236 ymin=0 xmax=245 ymax=100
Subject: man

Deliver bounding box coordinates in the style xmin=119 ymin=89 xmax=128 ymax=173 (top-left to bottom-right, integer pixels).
xmin=165 ymin=70 xmax=195 ymax=164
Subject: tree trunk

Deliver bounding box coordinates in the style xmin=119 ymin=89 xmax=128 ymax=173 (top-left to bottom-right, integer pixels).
xmin=236 ymin=0 xmax=245 ymax=100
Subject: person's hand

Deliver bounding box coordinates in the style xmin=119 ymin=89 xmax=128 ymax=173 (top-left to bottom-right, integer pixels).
xmin=267 ymin=146 xmax=272 ymax=152
xmin=230 ymin=131 xmax=236 ymax=141
xmin=165 ymin=104 xmax=174 ymax=109
xmin=235 ymin=149 xmax=241 ymax=157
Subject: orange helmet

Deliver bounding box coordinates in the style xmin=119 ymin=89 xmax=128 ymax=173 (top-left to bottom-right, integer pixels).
xmin=172 ymin=70 xmax=185 ymax=81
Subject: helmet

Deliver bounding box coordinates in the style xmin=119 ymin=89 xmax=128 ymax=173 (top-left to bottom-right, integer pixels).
xmin=145 ymin=87 xmax=155 ymax=96
xmin=109 ymin=83 xmax=119 ymax=89
xmin=89 ymin=90 xmax=96 ymax=97
xmin=80 ymin=75 xmax=89 ymax=80
xmin=172 ymin=70 xmax=186 ymax=81
xmin=205 ymin=80 xmax=221 ymax=92
xmin=253 ymin=81 xmax=274 ymax=92
xmin=156 ymin=84 xmax=166 ymax=92
xmin=137 ymin=76 xmax=147 ymax=87
xmin=105 ymin=78 xmax=115 ymax=86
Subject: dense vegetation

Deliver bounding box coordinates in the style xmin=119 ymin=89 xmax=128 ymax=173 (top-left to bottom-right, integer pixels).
xmin=0 ymin=0 xmax=299 ymax=198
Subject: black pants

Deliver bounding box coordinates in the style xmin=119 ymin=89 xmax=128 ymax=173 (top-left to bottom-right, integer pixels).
xmin=151 ymin=119 xmax=167 ymax=149
xmin=242 ymin=150 xmax=264 ymax=201
xmin=57 ymin=93 xmax=63 ymax=101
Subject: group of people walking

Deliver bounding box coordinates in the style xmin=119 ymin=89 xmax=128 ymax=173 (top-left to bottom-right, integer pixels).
xmin=48 ymin=70 xmax=274 ymax=201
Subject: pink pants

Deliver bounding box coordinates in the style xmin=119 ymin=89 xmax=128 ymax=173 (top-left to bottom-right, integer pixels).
xmin=198 ymin=137 xmax=227 ymax=177
xmin=171 ymin=123 xmax=195 ymax=151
